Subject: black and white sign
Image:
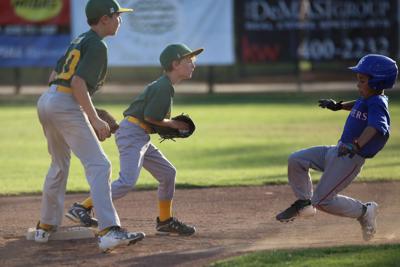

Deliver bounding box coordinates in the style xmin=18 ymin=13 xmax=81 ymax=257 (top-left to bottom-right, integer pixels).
xmin=237 ymin=0 xmax=398 ymax=63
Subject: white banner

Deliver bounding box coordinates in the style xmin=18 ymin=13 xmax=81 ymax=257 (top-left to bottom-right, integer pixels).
xmin=71 ymin=0 xmax=234 ymax=66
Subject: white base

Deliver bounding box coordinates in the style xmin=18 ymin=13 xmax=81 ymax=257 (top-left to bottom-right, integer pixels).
xmin=299 ymin=205 xmax=317 ymax=218
xmin=26 ymin=226 xmax=95 ymax=241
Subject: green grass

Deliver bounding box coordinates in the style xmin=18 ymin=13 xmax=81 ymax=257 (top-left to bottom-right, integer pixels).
xmin=210 ymin=244 xmax=400 ymax=267
xmin=1 ymin=92 xmax=400 ymax=195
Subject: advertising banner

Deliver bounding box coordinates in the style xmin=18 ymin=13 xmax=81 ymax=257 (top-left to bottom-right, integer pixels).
xmin=72 ymin=0 xmax=235 ymax=66
xmin=237 ymin=0 xmax=399 ymax=63
xmin=0 ymin=0 xmax=71 ymax=67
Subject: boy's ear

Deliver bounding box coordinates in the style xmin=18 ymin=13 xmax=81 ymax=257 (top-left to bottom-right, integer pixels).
xmin=99 ymin=15 xmax=109 ymax=24
xmin=171 ymin=59 xmax=180 ymax=69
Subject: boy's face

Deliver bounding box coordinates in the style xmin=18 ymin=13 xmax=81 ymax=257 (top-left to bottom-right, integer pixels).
xmin=174 ymin=56 xmax=196 ymax=80
xmin=356 ymin=73 xmax=374 ymax=98
xmin=102 ymin=12 xmax=122 ymax=36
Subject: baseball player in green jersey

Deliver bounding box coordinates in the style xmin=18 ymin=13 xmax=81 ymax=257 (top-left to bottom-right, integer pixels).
xmin=66 ymin=44 xmax=203 ymax=236
xmin=35 ymin=0 xmax=145 ymax=252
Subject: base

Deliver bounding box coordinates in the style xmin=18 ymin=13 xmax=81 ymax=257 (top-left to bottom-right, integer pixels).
xmin=26 ymin=226 xmax=95 ymax=241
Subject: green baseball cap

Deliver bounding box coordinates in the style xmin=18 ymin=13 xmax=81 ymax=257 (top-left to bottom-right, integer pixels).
xmin=85 ymin=0 xmax=133 ymax=20
xmin=159 ymin=44 xmax=204 ymax=69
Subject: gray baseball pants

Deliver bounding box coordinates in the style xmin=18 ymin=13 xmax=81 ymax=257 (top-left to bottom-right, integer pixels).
xmin=37 ymin=85 xmax=120 ymax=230
xmin=288 ymin=144 xmax=366 ymax=218
xmin=111 ymin=119 xmax=176 ymax=200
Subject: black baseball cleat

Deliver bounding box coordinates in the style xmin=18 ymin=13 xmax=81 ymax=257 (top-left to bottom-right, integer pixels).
xmin=65 ymin=202 xmax=98 ymax=227
xmin=156 ymin=217 xmax=196 ymax=236
xmin=276 ymin=199 xmax=316 ymax=222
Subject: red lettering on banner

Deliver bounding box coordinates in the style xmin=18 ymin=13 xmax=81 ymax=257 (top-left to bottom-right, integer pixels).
xmin=241 ymin=36 xmax=281 ymax=63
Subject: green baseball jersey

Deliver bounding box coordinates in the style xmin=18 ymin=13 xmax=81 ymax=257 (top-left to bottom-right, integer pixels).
xmin=51 ymin=30 xmax=108 ymax=95
xmin=123 ymin=75 xmax=174 ymax=121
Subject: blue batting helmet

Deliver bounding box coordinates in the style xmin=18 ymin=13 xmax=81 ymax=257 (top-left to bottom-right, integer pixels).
xmin=349 ymin=54 xmax=398 ymax=90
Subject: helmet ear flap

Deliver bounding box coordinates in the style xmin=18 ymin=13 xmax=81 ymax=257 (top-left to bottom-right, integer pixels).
xmin=369 ymin=80 xmax=385 ymax=90
xmin=368 ymin=72 xmax=398 ymax=90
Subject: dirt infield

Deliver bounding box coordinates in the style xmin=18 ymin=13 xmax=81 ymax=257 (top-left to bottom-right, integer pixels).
xmin=1 ymin=182 xmax=399 ymax=267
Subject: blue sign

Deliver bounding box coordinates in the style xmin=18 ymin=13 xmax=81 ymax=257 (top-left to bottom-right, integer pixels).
xmin=0 ymin=35 xmax=70 ymax=67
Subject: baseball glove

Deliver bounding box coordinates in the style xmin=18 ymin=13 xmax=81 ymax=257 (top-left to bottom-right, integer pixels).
xmin=95 ymin=108 xmax=119 ymax=140
xmin=151 ymin=114 xmax=196 ymax=142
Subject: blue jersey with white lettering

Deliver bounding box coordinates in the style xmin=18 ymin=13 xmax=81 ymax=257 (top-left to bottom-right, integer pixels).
xmin=340 ymin=95 xmax=390 ymax=158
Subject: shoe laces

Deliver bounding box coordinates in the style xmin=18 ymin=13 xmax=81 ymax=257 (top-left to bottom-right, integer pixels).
xmin=105 ymin=226 xmax=126 ymax=238
xmin=169 ymin=217 xmax=189 ymax=229
xmin=75 ymin=205 xmax=93 ymax=219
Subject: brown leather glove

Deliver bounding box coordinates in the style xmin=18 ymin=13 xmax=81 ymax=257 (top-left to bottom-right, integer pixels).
xmin=150 ymin=114 xmax=196 ymax=142
xmin=95 ymin=108 xmax=119 ymax=140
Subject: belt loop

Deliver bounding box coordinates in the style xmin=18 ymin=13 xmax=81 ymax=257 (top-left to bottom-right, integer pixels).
xmin=49 ymin=84 xmax=73 ymax=94
xmin=49 ymin=84 xmax=57 ymax=93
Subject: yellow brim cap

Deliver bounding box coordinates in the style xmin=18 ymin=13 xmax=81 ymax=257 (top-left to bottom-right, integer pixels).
xmin=182 ymin=48 xmax=204 ymax=58
xmin=118 ymin=7 xmax=134 ymax=13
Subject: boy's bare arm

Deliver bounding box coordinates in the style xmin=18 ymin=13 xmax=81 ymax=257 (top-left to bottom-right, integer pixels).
xmin=145 ymin=117 xmax=189 ymax=130
xmin=341 ymin=100 xmax=356 ymax=111
xmin=356 ymin=126 xmax=378 ymax=148
xmin=71 ymin=75 xmax=110 ymax=140
xmin=48 ymin=70 xmax=57 ymax=84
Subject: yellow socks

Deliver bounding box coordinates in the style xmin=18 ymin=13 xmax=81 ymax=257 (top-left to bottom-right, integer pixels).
xmin=158 ymin=200 xmax=172 ymax=222
xmin=81 ymin=197 xmax=93 ymax=209
xmin=98 ymin=227 xmax=112 ymax=237
xmin=38 ymin=222 xmax=54 ymax=231
xmin=97 ymin=199 xmax=173 ymax=236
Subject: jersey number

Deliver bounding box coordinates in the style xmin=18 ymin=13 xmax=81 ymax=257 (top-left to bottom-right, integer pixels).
xmin=57 ymin=49 xmax=81 ymax=80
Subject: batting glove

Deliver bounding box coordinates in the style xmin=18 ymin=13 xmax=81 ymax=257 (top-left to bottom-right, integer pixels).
xmin=318 ymin=99 xmax=343 ymax=111
xmin=337 ymin=142 xmax=360 ymax=158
